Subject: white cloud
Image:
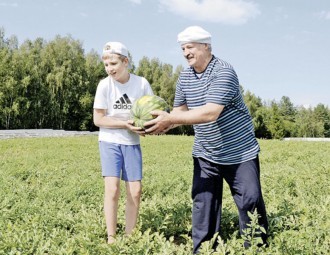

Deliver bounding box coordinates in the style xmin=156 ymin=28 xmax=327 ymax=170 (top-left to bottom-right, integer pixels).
xmin=129 ymin=0 xmax=142 ymax=4
xmin=0 ymin=2 xmax=18 ymax=7
xmin=316 ymin=10 xmax=330 ymax=20
xmin=158 ymin=0 xmax=260 ymax=25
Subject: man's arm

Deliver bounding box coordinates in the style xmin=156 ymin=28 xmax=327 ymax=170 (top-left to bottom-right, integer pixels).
xmin=144 ymin=103 xmax=224 ymax=134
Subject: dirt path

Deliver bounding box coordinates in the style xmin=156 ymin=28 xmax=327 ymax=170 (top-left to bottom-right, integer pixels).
xmin=0 ymin=129 xmax=98 ymax=140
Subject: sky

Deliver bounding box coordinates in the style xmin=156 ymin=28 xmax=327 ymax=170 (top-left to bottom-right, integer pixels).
xmin=1 ymin=0 xmax=329 ymax=108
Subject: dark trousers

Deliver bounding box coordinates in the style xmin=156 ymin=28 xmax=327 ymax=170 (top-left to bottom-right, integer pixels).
xmin=192 ymin=156 xmax=268 ymax=254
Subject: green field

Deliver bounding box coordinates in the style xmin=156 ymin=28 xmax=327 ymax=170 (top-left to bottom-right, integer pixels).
xmin=0 ymin=135 xmax=329 ymax=254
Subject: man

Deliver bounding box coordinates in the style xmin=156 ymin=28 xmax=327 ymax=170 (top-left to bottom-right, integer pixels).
xmin=144 ymin=26 xmax=268 ymax=253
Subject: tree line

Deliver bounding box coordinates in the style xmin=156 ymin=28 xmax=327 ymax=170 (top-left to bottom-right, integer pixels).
xmin=1 ymin=29 xmax=329 ymax=139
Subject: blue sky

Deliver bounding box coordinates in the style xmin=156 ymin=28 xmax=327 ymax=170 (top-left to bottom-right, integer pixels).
xmin=1 ymin=0 xmax=329 ymax=107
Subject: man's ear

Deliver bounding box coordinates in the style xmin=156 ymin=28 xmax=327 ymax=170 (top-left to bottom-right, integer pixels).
xmin=124 ymin=57 xmax=129 ymax=67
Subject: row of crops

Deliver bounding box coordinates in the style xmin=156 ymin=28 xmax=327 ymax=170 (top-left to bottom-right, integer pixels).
xmin=0 ymin=135 xmax=329 ymax=254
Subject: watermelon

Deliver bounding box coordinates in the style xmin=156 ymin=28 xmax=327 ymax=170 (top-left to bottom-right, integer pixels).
xmin=130 ymin=95 xmax=170 ymax=129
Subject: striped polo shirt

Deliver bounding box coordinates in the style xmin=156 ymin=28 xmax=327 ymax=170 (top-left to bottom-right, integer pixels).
xmin=174 ymin=56 xmax=260 ymax=165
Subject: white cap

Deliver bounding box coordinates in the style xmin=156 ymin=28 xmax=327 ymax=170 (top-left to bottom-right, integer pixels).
xmin=102 ymin=41 xmax=132 ymax=68
xmin=177 ymin=26 xmax=212 ymax=45
xmin=103 ymin=41 xmax=129 ymax=57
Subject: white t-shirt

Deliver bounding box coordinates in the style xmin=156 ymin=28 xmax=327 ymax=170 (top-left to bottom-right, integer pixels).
xmin=93 ymin=74 xmax=153 ymax=145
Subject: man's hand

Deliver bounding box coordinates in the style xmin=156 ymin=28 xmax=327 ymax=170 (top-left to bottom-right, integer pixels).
xmin=144 ymin=110 xmax=172 ymax=135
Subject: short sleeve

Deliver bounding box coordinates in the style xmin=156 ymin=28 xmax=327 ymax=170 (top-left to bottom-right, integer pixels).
xmin=173 ymin=78 xmax=186 ymax=107
xmin=206 ymin=68 xmax=239 ymax=106
xmin=142 ymin=77 xmax=154 ymax=96
xmin=93 ymin=79 xmax=108 ymax=109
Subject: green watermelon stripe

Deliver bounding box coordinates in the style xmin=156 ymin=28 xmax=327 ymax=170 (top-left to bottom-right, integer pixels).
xmin=130 ymin=95 xmax=170 ymax=129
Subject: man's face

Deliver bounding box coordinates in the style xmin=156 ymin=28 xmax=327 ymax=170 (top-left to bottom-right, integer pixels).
xmin=181 ymin=42 xmax=208 ymax=70
xmin=103 ymin=54 xmax=128 ymax=82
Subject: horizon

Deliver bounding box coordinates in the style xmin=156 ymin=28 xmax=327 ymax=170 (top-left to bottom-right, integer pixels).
xmin=1 ymin=0 xmax=329 ymax=107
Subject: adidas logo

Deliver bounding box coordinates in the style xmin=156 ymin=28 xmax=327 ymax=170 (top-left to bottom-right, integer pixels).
xmin=113 ymin=93 xmax=133 ymax=110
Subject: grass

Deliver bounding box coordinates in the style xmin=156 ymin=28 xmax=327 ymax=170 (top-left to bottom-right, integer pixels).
xmin=0 ymin=135 xmax=329 ymax=254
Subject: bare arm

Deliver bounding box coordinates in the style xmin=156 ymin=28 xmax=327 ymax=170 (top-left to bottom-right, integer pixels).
xmin=93 ymin=108 xmax=145 ymax=135
xmin=144 ymin=103 xmax=224 ymax=134
xmin=93 ymin=108 xmax=128 ymax=128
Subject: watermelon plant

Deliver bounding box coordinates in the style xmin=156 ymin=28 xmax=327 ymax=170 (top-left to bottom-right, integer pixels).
xmin=0 ymin=136 xmax=329 ymax=254
xmin=130 ymin=95 xmax=170 ymax=129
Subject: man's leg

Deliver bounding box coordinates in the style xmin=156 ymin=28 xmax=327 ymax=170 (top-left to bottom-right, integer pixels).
xmin=121 ymin=144 xmax=143 ymax=235
xmin=223 ymin=157 xmax=268 ymax=247
xmin=104 ymin=177 xmax=121 ymax=244
xmin=125 ymin=181 xmax=142 ymax=234
xmin=192 ymin=157 xmax=223 ymax=254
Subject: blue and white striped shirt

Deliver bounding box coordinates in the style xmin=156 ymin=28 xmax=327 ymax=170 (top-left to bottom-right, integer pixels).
xmin=174 ymin=56 xmax=260 ymax=165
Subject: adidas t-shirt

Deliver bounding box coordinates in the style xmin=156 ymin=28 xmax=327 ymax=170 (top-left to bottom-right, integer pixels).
xmin=93 ymin=74 xmax=153 ymax=145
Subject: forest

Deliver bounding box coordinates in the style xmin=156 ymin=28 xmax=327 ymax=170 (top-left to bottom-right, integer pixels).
xmin=1 ymin=28 xmax=329 ymax=139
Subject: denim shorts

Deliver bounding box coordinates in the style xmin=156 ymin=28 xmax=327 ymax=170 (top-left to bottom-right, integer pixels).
xmin=98 ymin=141 xmax=142 ymax=181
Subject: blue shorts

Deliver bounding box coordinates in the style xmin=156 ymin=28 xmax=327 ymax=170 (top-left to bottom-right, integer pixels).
xmin=98 ymin=141 xmax=142 ymax=181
